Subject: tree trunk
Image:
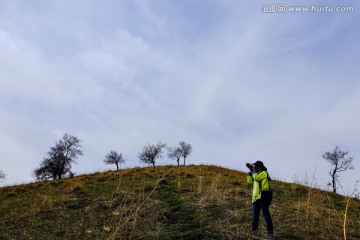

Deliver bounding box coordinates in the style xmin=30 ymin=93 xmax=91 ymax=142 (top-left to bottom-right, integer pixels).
xmin=116 ymin=163 xmax=119 ymax=171
xmin=332 ymin=171 xmax=337 ymax=193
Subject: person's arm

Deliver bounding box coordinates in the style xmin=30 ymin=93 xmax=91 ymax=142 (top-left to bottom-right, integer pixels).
xmin=253 ymin=171 xmax=267 ymax=182
xmin=247 ymin=172 xmax=253 ymax=185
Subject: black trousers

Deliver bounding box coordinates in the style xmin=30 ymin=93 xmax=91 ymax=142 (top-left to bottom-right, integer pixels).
xmin=252 ymin=199 xmax=274 ymax=234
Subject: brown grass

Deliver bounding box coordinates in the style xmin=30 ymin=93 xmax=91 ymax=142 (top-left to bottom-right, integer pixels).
xmin=0 ymin=165 xmax=359 ymax=239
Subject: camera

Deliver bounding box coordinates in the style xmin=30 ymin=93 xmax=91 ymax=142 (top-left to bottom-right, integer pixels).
xmin=246 ymin=163 xmax=254 ymax=169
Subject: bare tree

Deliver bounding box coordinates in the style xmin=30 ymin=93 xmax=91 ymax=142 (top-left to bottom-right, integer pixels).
xmin=34 ymin=158 xmax=59 ymax=180
xmin=0 ymin=170 xmax=6 ymax=182
xmin=33 ymin=134 xmax=83 ymax=180
xmin=179 ymin=141 xmax=192 ymax=166
xmin=322 ymin=146 xmax=354 ymax=193
xmin=104 ymin=150 xmax=125 ymax=170
xmin=139 ymin=141 xmax=166 ymax=168
xmin=167 ymin=146 xmax=183 ymax=166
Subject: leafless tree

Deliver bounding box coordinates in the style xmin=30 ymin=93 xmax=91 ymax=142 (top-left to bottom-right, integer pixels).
xmin=0 ymin=170 xmax=6 ymax=182
xmin=139 ymin=141 xmax=166 ymax=168
xmin=322 ymin=146 xmax=354 ymax=193
xmin=167 ymin=146 xmax=183 ymax=166
xmin=104 ymin=150 xmax=125 ymax=170
xmin=179 ymin=141 xmax=192 ymax=166
xmin=33 ymin=134 xmax=83 ymax=180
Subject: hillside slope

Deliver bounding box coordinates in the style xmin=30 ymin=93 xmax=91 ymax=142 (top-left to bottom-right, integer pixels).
xmin=0 ymin=165 xmax=359 ymax=239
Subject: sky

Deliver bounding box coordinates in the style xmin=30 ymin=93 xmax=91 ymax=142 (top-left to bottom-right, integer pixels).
xmin=0 ymin=0 xmax=359 ymax=194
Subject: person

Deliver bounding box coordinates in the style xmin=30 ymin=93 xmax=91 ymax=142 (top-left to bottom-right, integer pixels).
xmin=246 ymin=161 xmax=274 ymax=238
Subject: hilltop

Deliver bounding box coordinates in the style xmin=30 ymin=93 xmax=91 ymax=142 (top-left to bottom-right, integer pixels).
xmin=0 ymin=165 xmax=359 ymax=239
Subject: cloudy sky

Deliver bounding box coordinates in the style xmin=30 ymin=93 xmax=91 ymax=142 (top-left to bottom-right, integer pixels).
xmin=1 ymin=0 xmax=359 ymax=193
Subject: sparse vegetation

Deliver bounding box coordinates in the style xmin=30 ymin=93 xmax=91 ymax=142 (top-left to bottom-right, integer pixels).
xmin=33 ymin=134 xmax=83 ymax=180
xmin=104 ymin=150 xmax=125 ymax=170
xmin=0 ymin=165 xmax=359 ymax=239
xmin=167 ymin=141 xmax=193 ymax=166
xmin=0 ymin=170 xmax=6 ymax=182
xmin=138 ymin=141 xmax=166 ymax=168
xmin=179 ymin=141 xmax=192 ymax=166
xmin=167 ymin=146 xmax=183 ymax=166
xmin=322 ymin=146 xmax=354 ymax=193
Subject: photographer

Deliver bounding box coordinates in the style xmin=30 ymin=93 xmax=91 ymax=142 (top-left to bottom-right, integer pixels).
xmin=246 ymin=161 xmax=274 ymax=238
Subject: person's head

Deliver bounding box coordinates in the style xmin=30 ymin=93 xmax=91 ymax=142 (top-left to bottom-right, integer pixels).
xmin=253 ymin=161 xmax=267 ymax=172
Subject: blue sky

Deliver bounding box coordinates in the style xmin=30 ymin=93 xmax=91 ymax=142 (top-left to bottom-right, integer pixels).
xmin=1 ymin=0 xmax=359 ymax=193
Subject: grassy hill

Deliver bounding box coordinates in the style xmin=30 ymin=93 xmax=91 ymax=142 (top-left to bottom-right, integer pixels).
xmin=0 ymin=165 xmax=359 ymax=239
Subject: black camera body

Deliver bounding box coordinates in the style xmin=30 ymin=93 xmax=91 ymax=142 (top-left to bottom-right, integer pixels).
xmin=246 ymin=163 xmax=254 ymax=168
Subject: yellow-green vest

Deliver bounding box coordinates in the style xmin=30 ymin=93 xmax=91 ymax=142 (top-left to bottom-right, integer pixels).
xmin=247 ymin=171 xmax=270 ymax=203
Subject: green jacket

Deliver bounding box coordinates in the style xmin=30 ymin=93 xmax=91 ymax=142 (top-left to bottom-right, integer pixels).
xmin=247 ymin=171 xmax=270 ymax=203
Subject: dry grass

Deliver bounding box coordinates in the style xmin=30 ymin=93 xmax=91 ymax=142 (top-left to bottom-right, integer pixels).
xmin=0 ymin=165 xmax=359 ymax=239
